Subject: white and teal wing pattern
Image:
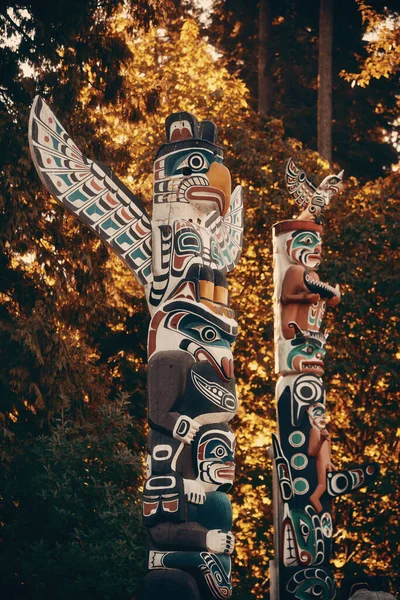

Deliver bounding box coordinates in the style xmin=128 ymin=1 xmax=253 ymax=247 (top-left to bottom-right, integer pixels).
xmin=28 ymin=96 xmax=153 ymax=286
xmin=285 ymin=157 xmax=316 ymax=209
xmin=206 ymin=185 xmax=244 ymax=273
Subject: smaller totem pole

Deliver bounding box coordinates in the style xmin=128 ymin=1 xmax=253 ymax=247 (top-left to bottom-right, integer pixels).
xmin=270 ymin=159 xmax=379 ymax=600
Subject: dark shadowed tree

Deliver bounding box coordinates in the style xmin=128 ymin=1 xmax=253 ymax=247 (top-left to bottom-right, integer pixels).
xmin=258 ymin=0 xmax=273 ymax=117
xmin=318 ymin=0 xmax=333 ymax=162
xmin=208 ymin=0 xmax=399 ymax=178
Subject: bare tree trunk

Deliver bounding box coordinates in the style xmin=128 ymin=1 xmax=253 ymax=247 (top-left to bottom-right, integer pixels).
xmin=258 ymin=0 xmax=272 ymax=117
xmin=318 ymin=0 xmax=333 ymax=163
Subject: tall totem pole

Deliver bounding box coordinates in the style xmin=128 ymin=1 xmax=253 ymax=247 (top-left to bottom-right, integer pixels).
xmin=270 ymin=159 xmax=379 ymax=600
xmin=28 ymin=97 xmax=243 ymax=599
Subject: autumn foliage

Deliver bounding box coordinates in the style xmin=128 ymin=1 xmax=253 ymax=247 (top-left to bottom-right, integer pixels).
xmin=0 ymin=1 xmax=399 ymax=598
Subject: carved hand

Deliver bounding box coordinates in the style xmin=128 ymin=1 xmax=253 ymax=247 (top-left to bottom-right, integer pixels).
xmin=327 ymin=284 xmax=341 ymax=307
xmin=206 ymin=530 xmax=235 ymax=554
xmin=183 ymin=479 xmax=206 ymax=505
xmin=172 ymin=415 xmax=201 ymax=444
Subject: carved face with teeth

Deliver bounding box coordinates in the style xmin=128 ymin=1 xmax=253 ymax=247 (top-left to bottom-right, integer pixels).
xmin=287 ymin=334 xmax=326 ymax=375
xmin=282 ymin=506 xmax=317 ymax=567
xmin=193 ymin=424 xmax=236 ymax=492
xmin=286 ymin=230 xmax=322 ymax=269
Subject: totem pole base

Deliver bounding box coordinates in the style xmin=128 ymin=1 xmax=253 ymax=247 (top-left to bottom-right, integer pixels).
xmin=269 ymin=559 xmax=278 ymax=600
xmin=144 ymin=570 xmax=202 ymax=600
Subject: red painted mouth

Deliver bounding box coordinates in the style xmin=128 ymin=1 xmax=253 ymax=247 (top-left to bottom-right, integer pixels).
xmin=216 ymin=465 xmax=235 ymax=480
xmin=300 ymin=361 xmax=324 ymax=375
xmin=185 ymin=185 xmax=226 ymax=214
xmin=301 ymin=360 xmax=324 ymax=369
xmin=306 ymin=253 xmax=321 ymax=264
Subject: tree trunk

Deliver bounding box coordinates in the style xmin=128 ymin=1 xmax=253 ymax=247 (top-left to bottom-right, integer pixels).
xmin=317 ymin=0 xmax=333 ymax=163
xmin=258 ymin=0 xmax=273 ymax=117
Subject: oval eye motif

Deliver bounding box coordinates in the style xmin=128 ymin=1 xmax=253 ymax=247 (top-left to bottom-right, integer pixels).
xmin=188 ymin=153 xmax=207 ymax=171
xmin=211 ymin=445 xmax=228 ymax=459
xmin=190 ymin=324 xmax=221 ymax=343
xmin=299 ymin=518 xmax=310 ymax=542
xmin=304 ymin=236 xmax=313 ymax=245
xmin=311 ymin=584 xmax=323 ymax=597
xmin=304 ymin=584 xmax=323 ymax=598
xmin=306 ymin=346 xmax=314 ymax=355
xmin=200 ymin=326 xmax=219 ymax=342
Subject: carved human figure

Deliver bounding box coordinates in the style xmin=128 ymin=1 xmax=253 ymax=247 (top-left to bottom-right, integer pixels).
xmin=307 ymin=403 xmax=333 ymax=514
xmin=145 ymin=425 xmax=237 ymax=599
xmin=274 ymin=221 xmax=340 ymax=342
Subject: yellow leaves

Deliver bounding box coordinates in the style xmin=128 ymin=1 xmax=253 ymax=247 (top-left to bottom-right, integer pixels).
xmin=316 ymin=156 xmax=331 ymax=169
xmin=333 ymin=556 xmax=347 ymax=569
xmin=341 ymin=6 xmax=400 ymax=86
xmin=9 ymin=410 xmax=18 ymax=423
xmin=179 ymin=19 xmax=200 ymax=44
xmin=248 ymin=360 xmax=261 ymax=372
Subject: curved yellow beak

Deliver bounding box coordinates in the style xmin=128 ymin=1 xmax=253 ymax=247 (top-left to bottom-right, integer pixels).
xmin=206 ymin=161 xmax=231 ymax=216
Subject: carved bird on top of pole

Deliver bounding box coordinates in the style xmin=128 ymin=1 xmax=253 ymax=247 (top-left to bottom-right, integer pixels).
xmin=285 ymin=157 xmax=344 ymax=223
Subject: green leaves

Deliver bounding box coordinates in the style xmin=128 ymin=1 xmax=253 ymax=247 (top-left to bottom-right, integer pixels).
xmin=0 ymin=399 xmax=145 ymax=600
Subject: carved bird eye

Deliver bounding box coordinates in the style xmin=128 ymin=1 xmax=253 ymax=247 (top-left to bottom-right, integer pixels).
xmin=299 ymin=518 xmax=310 ymax=542
xmin=188 ymin=153 xmax=207 ymax=171
xmin=199 ymin=326 xmax=219 ymax=342
xmin=191 ymin=324 xmax=221 ymax=343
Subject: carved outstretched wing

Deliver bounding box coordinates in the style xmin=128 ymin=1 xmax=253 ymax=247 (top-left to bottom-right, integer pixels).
xmin=28 ymin=96 xmax=153 ymax=285
xmin=205 ymin=185 xmax=244 ymax=273
xmin=285 ymin=157 xmax=316 ymax=209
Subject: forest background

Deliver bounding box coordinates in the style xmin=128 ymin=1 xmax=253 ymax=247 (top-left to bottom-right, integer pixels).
xmin=0 ymin=0 xmax=399 ymax=598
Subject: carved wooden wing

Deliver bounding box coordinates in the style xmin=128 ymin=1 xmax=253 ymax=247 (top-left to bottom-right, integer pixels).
xmin=28 ymin=96 xmax=153 ymax=285
xmin=205 ymin=185 xmax=244 ymax=273
xmin=285 ymin=157 xmax=316 ymax=209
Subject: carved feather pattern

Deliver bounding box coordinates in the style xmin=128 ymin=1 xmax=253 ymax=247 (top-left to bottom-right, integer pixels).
xmin=205 ymin=185 xmax=244 ymax=273
xmin=28 ymin=96 xmax=153 ymax=285
xmin=285 ymin=157 xmax=316 ymax=208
